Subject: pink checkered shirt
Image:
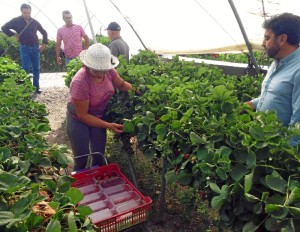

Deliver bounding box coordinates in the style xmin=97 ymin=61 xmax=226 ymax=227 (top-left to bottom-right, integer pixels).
xmin=69 ymin=67 xmax=117 ymax=118
xmin=57 ymin=24 xmax=87 ymax=58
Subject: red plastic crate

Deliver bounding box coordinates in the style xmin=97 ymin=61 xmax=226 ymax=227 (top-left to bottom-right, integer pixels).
xmin=71 ymin=163 xmax=152 ymax=231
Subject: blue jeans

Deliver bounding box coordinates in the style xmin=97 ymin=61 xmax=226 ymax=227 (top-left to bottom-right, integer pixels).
xmin=19 ymin=44 xmax=40 ymax=88
xmin=65 ymin=57 xmax=74 ymax=66
xmin=66 ymin=111 xmax=107 ymax=171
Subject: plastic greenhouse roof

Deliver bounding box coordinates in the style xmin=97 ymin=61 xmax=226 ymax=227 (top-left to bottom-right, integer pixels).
xmin=1 ymin=0 xmax=300 ymax=56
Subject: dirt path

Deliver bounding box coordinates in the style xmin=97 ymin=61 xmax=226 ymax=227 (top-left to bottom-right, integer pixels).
xmin=33 ymin=72 xmax=70 ymax=147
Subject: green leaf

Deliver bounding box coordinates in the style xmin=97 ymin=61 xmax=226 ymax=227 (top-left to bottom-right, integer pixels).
xmin=0 ymin=211 xmax=14 ymax=226
xmin=209 ymin=183 xmax=221 ymax=194
xmin=48 ymin=201 xmax=60 ymax=210
xmin=234 ymin=151 xmax=248 ymax=163
xmin=244 ymin=172 xmax=253 ymax=193
xmin=221 ymin=102 xmax=233 ymax=114
xmin=210 ymin=85 xmax=232 ymax=101
xmin=197 ymin=149 xmax=209 ymax=161
xmin=281 ymin=219 xmax=295 ymax=232
xmin=0 ymin=172 xmax=18 ymax=188
xmin=160 ymin=114 xmax=170 ymax=122
xmin=58 ymin=182 xmax=71 ymax=193
xmin=58 ymin=175 xmax=75 ymax=187
xmin=246 ymin=152 xmax=256 ymax=168
xmin=230 ymin=164 xmax=248 ymax=182
xmin=19 ymin=160 xmax=31 ymax=173
xmin=264 ymin=217 xmax=281 ymax=232
xmin=65 ymin=188 xmax=84 ymax=205
xmin=253 ymin=202 xmax=262 ymax=214
xmin=0 ymin=172 xmax=31 ymax=194
xmin=146 ymin=111 xmax=155 ymax=121
xmin=7 ymin=125 xmax=22 ymax=138
xmin=219 ymin=146 xmax=232 ymax=157
xmin=26 ymin=213 xmax=44 ymax=228
xmin=67 ymin=211 xmax=78 ymax=232
xmin=261 ymin=192 xmax=269 ymax=202
xmin=265 ymin=204 xmax=289 ymax=220
xmin=242 ymin=221 xmax=259 ymax=232
xmin=289 ymin=206 xmax=300 ymax=217
xmin=123 ymin=120 xmax=135 ymax=133
xmin=288 ymin=188 xmax=300 ymax=204
xmin=177 ymin=171 xmax=192 ymax=186
xmin=37 ymin=123 xmax=51 ymax=132
xmin=249 ymin=124 xmax=265 ymax=140
xmin=0 ymin=147 xmax=11 ymax=161
xmin=265 ymin=171 xmax=287 ymax=194
xmin=155 ymin=124 xmax=167 ymax=136
xmin=180 ymin=107 xmax=193 ymax=123
xmin=39 ymin=157 xmax=52 ymax=167
xmin=211 ymin=195 xmax=225 ymax=210
xmin=171 ymin=120 xmax=181 ymax=130
xmin=165 ymin=170 xmax=177 ymax=184
xmin=190 ymin=132 xmax=206 ymax=145
xmin=46 ymin=219 xmax=61 ymax=232
xmin=245 ymin=193 xmax=260 ymax=202
xmin=77 ymin=205 xmax=93 ymax=217
xmin=12 ymin=194 xmax=35 ymax=216
xmin=220 ymin=185 xmax=229 ymax=197
xmin=216 ymin=167 xmax=227 ymax=181
xmin=44 ymin=180 xmax=57 ymax=193
xmin=57 ymin=153 xmax=73 ymax=166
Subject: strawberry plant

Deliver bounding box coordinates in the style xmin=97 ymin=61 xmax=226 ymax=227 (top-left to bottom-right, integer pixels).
xmin=63 ymin=50 xmax=300 ymax=231
xmin=119 ymin=52 xmax=300 ymax=231
xmin=0 ymin=57 xmax=96 ymax=231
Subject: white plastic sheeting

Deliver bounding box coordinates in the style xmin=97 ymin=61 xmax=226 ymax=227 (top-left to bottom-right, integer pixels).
xmin=1 ymin=0 xmax=300 ymax=55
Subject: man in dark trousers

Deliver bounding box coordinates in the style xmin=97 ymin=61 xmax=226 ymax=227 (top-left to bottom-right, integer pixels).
xmin=106 ymin=22 xmax=130 ymax=62
xmin=1 ymin=3 xmax=48 ymax=94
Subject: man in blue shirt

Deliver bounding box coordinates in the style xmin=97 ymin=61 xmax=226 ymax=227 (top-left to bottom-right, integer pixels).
xmin=246 ymin=13 xmax=300 ymax=144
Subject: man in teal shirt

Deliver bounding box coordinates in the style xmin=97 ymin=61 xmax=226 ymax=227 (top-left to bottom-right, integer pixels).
xmin=246 ymin=13 xmax=300 ymax=145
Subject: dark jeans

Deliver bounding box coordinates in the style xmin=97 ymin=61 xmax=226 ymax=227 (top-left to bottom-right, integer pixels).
xmin=19 ymin=44 xmax=40 ymax=88
xmin=66 ymin=112 xmax=107 ymax=171
xmin=65 ymin=57 xmax=74 ymax=66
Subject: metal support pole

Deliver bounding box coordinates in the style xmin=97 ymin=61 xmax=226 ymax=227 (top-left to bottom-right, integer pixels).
xmin=228 ymin=0 xmax=260 ymax=74
xmin=83 ymin=0 xmax=97 ymax=44
xmin=109 ymin=0 xmax=148 ymax=50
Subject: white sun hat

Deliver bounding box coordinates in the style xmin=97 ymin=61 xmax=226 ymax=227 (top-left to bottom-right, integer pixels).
xmin=79 ymin=43 xmax=119 ymax=71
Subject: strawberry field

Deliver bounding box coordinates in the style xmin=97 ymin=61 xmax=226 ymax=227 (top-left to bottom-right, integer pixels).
xmin=108 ymin=51 xmax=300 ymax=231
xmin=0 ymin=57 xmax=96 ymax=231
xmin=1 ymin=49 xmax=300 ymax=231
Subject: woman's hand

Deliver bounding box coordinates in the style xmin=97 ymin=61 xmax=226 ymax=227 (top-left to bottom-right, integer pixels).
xmin=108 ymin=123 xmax=123 ymax=133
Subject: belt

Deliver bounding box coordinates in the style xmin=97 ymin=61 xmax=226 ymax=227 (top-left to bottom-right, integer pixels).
xmin=20 ymin=43 xmax=38 ymax=47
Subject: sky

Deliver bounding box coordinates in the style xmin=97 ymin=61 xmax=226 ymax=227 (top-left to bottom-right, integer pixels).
xmin=1 ymin=0 xmax=300 ymax=56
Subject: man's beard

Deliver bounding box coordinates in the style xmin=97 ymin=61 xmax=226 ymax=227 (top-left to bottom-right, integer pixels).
xmin=266 ymin=43 xmax=280 ymax=59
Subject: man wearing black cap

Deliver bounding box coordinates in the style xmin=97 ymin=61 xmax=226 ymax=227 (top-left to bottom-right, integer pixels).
xmin=106 ymin=22 xmax=130 ymax=62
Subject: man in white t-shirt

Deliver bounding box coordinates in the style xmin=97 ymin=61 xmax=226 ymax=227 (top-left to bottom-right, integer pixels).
xmin=56 ymin=10 xmax=90 ymax=65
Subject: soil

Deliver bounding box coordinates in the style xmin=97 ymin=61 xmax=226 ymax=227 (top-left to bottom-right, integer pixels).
xmin=33 ymin=73 xmax=218 ymax=232
xmin=33 ymin=72 xmax=70 ymax=147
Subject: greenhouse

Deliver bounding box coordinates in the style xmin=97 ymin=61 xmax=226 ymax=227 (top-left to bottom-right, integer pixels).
xmin=0 ymin=0 xmax=300 ymax=231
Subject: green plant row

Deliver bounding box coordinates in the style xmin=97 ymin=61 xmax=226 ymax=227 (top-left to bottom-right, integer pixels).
xmin=187 ymin=51 xmax=272 ymax=67
xmin=65 ymin=50 xmax=300 ymax=231
xmin=123 ymin=52 xmax=300 ymax=231
xmin=0 ymin=33 xmax=110 ymax=73
xmin=0 ymin=57 xmax=97 ymax=231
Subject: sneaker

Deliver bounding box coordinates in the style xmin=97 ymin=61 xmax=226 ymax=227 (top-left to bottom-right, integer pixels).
xmin=35 ymin=89 xmax=42 ymax=94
